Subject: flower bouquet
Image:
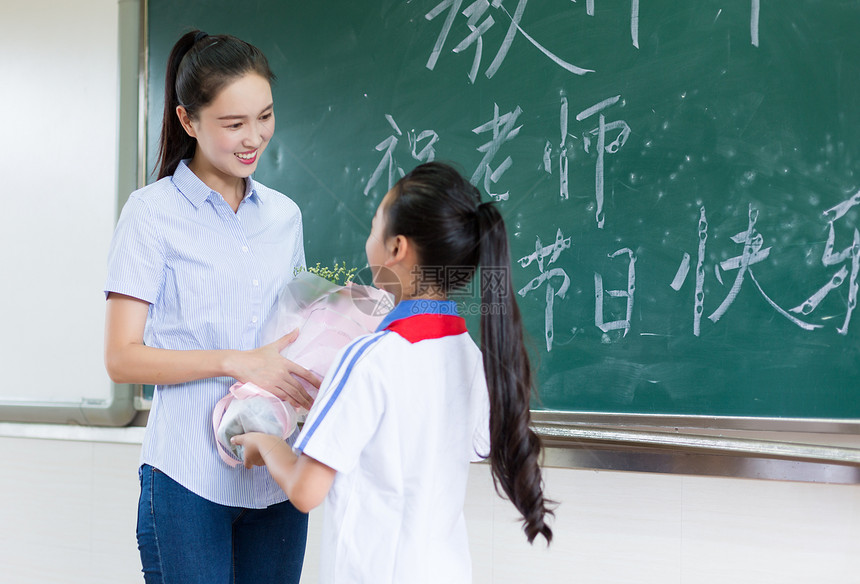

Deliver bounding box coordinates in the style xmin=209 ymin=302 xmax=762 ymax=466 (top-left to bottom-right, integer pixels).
xmin=213 ymin=381 xmax=299 ymax=467
xmin=213 ymin=266 xmax=393 ymax=467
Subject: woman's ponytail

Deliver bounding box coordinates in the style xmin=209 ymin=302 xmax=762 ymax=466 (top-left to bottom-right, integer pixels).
xmin=476 ymin=202 xmax=555 ymax=545
xmin=156 ymin=31 xmax=200 ymax=180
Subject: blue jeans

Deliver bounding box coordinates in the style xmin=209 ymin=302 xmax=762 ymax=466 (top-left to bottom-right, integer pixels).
xmin=137 ymin=464 xmax=308 ymax=584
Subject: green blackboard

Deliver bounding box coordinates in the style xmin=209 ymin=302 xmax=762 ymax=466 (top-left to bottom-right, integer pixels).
xmin=146 ymin=0 xmax=860 ymax=422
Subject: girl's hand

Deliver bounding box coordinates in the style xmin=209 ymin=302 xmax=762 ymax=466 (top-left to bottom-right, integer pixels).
xmin=231 ymin=432 xmax=283 ymax=469
xmin=229 ymin=329 xmax=321 ymax=410
xmin=231 ymin=433 xmax=333 ymax=513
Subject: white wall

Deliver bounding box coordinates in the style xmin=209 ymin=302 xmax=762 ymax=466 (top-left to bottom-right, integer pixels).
xmin=0 ymin=431 xmax=858 ymax=584
xmin=0 ymin=0 xmax=118 ymax=404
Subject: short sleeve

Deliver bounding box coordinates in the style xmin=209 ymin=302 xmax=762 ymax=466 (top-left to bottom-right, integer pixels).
xmin=104 ymin=194 xmax=166 ymax=304
xmin=295 ymin=337 xmax=387 ymax=473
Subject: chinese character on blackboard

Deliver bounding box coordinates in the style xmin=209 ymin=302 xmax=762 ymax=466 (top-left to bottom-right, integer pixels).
xmin=364 ymin=114 xmax=439 ymax=196
xmin=425 ymin=0 xmax=593 ymax=83
xmin=790 ymin=190 xmax=860 ymax=335
xmin=471 ymin=103 xmax=523 ymax=201
xmin=517 ymin=228 xmax=572 ymax=351
xmin=671 ymin=205 xmax=820 ymax=335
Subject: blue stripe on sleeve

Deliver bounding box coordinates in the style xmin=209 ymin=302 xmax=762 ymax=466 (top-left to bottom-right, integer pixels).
xmin=295 ymin=332 xmax=388 ymax=452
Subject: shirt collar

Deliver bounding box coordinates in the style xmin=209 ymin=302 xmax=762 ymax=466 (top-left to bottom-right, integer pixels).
xmin=171 ymin=159 xmax=262 ymax=209
xmin=376 ymin=300 xmax=459 ymax=331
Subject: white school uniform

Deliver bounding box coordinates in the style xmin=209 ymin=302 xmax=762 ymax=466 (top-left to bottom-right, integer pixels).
xmin=295 ymin=300 xmax=491 ymax=584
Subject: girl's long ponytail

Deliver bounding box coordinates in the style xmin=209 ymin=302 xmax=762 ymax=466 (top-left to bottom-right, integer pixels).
xmin=385 ymin=162 xmax=554 ymax=544
xmin=476 ymin=202 xmax=555 ymax=544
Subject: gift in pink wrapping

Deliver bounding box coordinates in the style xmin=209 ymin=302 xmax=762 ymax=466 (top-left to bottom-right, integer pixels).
xmin=212 ymin=271 xmax=393 ymax=467
xmin=213 ymin=382 xmax=300 ymax=467
xmin=259 ymin=270 xmax=394 ymax=411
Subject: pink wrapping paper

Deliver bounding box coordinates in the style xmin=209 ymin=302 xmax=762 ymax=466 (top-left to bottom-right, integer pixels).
xmin=212 ymin=382 xmax=298 ymax=468
xmin=260 ymin=271 xmax=394 ymax=410
xmin=212 ymin=271 xmax=393 ymax=466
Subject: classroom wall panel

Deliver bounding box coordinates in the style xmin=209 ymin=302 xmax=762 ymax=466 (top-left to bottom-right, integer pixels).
xmin=1 ymin=432 xmax=858 ymax=583
xmin=0 ymin=0 xmax=121 ymax=412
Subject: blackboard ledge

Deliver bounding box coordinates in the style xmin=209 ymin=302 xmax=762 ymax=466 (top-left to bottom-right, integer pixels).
xmin=532 ymin=411 xmax=860 ymax=484
xmin=532 ymin=410 xmax=860 ymax=434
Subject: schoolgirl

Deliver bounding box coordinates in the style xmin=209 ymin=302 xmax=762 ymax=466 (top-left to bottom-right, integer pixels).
xmin=104 ymin=31 xmax=317 ymax=583
xmin=234 ymin=161 xmax=554 ymax=583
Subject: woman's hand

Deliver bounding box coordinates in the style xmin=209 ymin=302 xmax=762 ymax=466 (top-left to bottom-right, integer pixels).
xmin=106 ymin=294 xmax=320 ymax=409
xmin=228 ymin=329 xmax=321 ymax=410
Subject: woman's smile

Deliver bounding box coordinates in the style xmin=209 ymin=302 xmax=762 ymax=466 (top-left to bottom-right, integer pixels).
xmin=236 ymin=150 xmax=259 ymax=164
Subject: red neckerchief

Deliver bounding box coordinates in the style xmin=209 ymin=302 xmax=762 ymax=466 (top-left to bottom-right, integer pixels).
xmin=384 ymin=313 xmax=467 ymax=343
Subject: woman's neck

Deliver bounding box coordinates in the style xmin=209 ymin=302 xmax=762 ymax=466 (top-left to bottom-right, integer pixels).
xmin=187 ymin=158 xmax=246 ymax=212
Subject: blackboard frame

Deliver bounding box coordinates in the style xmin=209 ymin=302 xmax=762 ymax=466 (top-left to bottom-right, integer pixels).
xmin=139 ymin=0 xmax=860 ymax=440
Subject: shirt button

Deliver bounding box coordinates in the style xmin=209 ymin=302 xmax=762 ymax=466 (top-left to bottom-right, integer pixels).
xmin=251 ymin=316 xmax=259 ymax=323
xmin=252 ymin=279 xmax=260 ymax=286
xmin=241 ymin=246 xmax=249 ymax=253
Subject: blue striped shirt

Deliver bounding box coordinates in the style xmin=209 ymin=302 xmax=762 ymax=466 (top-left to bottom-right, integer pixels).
xmin=105 ymin=160 xmax=305 ymax=507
